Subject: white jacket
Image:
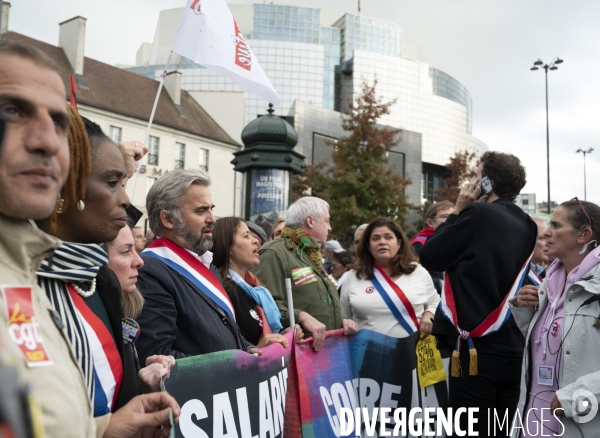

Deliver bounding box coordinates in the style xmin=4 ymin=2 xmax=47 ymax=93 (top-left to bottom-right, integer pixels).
xmin=510 ymin=263 xmax=600 ymax=437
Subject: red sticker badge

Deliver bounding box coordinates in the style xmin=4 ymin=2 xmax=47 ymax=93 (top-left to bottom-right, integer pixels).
xmin=2 ymin=286 xmax=52 ymax=367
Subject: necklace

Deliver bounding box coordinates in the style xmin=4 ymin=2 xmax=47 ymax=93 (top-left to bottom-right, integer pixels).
xmin=70 ymin=279 xmax=97 ymax=298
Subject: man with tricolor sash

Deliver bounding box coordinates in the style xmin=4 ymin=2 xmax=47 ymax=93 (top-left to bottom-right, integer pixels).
xmin=420 ymin=151 xmax=537 ymax=435
xmin=135 ymin=169 xmax=259 ymax=364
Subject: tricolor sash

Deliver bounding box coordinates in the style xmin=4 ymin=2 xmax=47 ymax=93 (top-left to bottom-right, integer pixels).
xmin=527 ymin=269 xmax=541 ymax=287
xmin=372 ymin=265 xmax=420 ymax=334
xmin=67 ymin=284 xmax=123 ymax=414
xmin=440 ymin=252 xmax=534 ymax=376
xmin=142 ymin=238 xmax=235 ymax=320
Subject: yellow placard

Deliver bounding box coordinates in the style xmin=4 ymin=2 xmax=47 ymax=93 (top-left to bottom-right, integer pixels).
xmin=416 ymin=335 xmax=447 ymax=390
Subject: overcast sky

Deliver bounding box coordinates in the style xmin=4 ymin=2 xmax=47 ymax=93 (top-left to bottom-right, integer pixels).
xmin=7 ymin=0 xmax=600 ymax=206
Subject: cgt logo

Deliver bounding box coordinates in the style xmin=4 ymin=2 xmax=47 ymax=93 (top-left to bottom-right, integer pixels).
xmin=2 ymin=285 xmax=52 ymax=366
xmin=571 ymin=389 xmax=598 ymax=424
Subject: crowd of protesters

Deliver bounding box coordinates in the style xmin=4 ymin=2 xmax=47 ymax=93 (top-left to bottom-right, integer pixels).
xmin=1 ymin=38 xmax=599 ymax=438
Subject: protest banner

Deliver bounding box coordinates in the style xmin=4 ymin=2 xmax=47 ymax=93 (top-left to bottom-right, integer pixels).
xmin=166 ymin=331 xmax=293 ymax=438
xmin=166 ymin=329 xmax=448 ymax=438
xmin=294 ymin=330 xmax=449 ymax=437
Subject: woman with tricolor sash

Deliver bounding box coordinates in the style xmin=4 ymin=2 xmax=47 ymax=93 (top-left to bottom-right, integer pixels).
xmin=511 ymin=199 xmax=600 ymax=437
xmin=36 ymin=111 xmax=173 ymax=425
xmin=340 ymin=218 xmax=440 ymax=338
xmin=213 ymin=217 xmax=302 ymax=346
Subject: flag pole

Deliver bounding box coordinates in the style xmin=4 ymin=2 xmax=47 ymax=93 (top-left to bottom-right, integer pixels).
xmin=285 ymin=278 xmax=295 ymax=329
xmin=129 ymin=50 xmax=174 ymax=204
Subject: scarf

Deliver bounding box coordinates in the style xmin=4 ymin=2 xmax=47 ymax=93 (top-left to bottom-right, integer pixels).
xmin=280 ymin=227 xmax=323 ymax=270
xmin=37 ymin=242 xmax=122 ymax=416
xmin=410 ymin=227 xmax=435 ymax=246
xmin=229 ymin=269 xmax=283 ymax=333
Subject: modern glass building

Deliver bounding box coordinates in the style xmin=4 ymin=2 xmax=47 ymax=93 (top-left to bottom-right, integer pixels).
xmin=127 ymin=4 xmax=487 ymax=204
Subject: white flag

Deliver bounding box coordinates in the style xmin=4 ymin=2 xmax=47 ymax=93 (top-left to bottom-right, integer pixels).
xmin=172 ymin=0 xmax=281 ymax=106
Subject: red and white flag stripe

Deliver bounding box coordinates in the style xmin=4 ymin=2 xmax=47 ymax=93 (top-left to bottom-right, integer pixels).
xmin=372 ymin=265 xmax=420 ymax=334
xmin=440 ymin=252 xmax=534 ymax=339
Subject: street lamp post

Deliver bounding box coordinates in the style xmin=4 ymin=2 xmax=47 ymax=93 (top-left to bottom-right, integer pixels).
xmin=531 ymin=57 xmax=563 ymax=214
xmin=576 ymin=148 xmax=594 ymax=200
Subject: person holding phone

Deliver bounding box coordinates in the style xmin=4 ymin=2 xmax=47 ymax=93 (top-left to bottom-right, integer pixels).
xmin=420 ymin=151 xmax=538 ymax=435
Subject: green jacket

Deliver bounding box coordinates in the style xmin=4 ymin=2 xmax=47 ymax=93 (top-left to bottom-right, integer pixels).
xmin=254 ymin=238 xmax=342 ymax=336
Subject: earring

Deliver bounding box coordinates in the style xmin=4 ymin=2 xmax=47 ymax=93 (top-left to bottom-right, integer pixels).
xmin=55 ymin=198 xmax=66 ymax=214
xmin=579 ymin=240 xmax=598 ymax=255
xmin=77 ymin=199 xmax=85 ymax=211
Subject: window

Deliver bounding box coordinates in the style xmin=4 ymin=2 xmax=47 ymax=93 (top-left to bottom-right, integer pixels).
xmin=146 ymin=177 xmax=157 ymax=195
xmin=175 ymin=143 xmax=185 ymax=169
xmin=199 ymin=148 xmax=209 ymax=172
xmin=148 ymin=136 xmax=159 ymax=165
xmin=109 ymin=126 xmax=122 ymax=144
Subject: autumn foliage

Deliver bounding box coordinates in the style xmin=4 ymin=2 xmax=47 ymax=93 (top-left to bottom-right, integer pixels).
xmin=435 ymin=150 xmax=477 ymax=203
xmin=293 ymin=79 xmax=411 ymax=244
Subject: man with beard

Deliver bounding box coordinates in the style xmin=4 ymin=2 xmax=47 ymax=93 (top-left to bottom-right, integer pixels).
xmin=135 ymin=169 xmax=258 ymax=363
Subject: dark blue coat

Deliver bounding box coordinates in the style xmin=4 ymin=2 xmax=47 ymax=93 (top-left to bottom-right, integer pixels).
xmin=135 ymin=255 xmax=253 ymax=365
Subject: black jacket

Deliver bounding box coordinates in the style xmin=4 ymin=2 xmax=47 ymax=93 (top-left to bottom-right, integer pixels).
xmin=412 ymin=241 xmax=444 ymax=294
xmin=96 ymin=264 xmax=140 ymax=410
xmin=420 ymin=198 xmax=537 ymax=354
xmin=135 ymin=256 xmax=253 ymax=365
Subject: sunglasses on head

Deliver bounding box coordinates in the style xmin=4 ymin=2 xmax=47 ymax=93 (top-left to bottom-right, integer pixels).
xmin=572 ymin=197 xmax=593 ymax=228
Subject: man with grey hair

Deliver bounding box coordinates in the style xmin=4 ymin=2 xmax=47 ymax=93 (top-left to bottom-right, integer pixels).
xmin=351 ymin=223 xmax=369 ymax=255
xmin=529 ymin=216 xmax=549 ymax=278
xmin=135 ymin=169 xmax=259 ymax=363
xmin=255 ymin=196 xmax=348 ymax=351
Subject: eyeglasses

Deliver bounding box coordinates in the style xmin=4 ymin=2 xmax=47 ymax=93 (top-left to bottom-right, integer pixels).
xmin=572 ymin=197 xmax=593 ymax=227
xmin=432 ymin=214 xmax=450 ymax=219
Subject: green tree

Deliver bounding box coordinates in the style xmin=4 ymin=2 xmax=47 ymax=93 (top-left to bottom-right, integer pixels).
xmin=294 ymin=79 xmax=411 ymax=245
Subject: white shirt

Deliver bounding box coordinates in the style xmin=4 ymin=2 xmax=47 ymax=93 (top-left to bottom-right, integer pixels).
xmin=336 ymin=270 xmax=351 ymax=289
xmin=186 ymin=249 xmax=213 ymax=269
xmin=340 ymin=264 xmax=440 ymax=338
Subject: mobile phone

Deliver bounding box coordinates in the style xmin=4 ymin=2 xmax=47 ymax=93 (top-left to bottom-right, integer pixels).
xmin=478 ymin=176 xmax=492 ymax=199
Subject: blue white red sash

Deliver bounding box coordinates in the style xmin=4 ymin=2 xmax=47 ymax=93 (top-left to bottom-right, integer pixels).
xmin=67 ymin=284 xmax=123 ymax=413
xmin=440 ymin=252 xmax=533 ymax=349
xmin=372 ymin=265 xmax=420 ymax=334
xmin=527 ymin=269 xmax=541 ymax=287
xmin=142 ymin=238 xmax=235 ymax=320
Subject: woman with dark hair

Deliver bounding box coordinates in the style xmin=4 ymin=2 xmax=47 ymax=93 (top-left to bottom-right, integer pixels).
xmin=213 ymin=217 xmax=300 ymax=346
xmin=331 ymin=250 xmax=353 ymax=289
xmin=36 ymin=109 xmax=173 ymax=427
xmin=512 ymin=199 xmax=600 ymax=437
xmin=341 ymin=218 xmax=440 ymax=338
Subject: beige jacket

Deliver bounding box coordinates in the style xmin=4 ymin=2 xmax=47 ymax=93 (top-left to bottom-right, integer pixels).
xmin=0 ymin=215 xmax=107 ymax=437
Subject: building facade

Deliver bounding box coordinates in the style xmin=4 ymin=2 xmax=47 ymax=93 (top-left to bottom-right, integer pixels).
xmin=128 ymin=4 xmax=488 ymax=205
xmin=2 ymin=17 xmax=242 ymax=226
